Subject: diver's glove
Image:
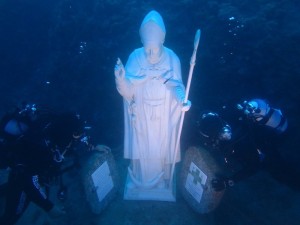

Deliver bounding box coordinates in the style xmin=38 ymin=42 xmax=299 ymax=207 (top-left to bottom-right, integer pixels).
xmin=211 ymin=177 xmax=234 ymax=192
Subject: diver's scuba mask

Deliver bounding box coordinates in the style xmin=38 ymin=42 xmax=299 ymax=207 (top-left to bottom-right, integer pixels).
xmin=237 ymin=101 xmax=261 ymax=116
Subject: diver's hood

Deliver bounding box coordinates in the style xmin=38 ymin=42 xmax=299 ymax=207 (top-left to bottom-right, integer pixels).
xmin=199 ymin=112 xmax=224 ymax=139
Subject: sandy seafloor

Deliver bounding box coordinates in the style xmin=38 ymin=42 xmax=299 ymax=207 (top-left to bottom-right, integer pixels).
xmin=5 ymin=149 xmax=300 ymax=225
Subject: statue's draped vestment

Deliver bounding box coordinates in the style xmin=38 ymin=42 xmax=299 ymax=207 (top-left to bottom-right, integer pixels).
xmin=116 ymin=47 xmax=183 ymax=185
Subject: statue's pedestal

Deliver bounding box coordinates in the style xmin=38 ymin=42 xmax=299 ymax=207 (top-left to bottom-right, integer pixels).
xmin=123 ymin=173 xmax=176 ymax=202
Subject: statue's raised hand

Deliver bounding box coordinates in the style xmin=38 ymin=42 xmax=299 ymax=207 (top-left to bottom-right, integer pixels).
xmin=114 ymin=58 xmax=125 ymax=79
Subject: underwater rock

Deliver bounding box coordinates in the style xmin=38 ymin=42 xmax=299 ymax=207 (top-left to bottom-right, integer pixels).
xmin=180 ymin=146 xmax=225 ymax=214
xmin=80 ymin=150 xmax=120 ymax=214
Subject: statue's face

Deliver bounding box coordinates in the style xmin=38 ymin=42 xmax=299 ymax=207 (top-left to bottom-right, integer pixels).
xmin=143 ymin=42 xmax=163 ymax=64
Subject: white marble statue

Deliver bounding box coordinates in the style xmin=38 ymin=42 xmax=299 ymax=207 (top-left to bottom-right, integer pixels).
xmin=114 ymin=10 xmax=190 ymax=201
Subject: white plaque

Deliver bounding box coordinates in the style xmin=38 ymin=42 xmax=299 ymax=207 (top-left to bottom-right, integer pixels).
xmin=185 ymin=162 xmax=207 ymax=203
xmin=91 ymin=161 xmax=114 ymax=202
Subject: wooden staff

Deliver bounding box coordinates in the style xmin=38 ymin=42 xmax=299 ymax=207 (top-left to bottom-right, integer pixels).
xmin=169 ymin=29 xmax=201 ymax=188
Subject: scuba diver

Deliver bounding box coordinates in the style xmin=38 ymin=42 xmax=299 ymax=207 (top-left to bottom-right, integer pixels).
xmin=236 ymin=98 xmax=288 ymax=134
xmin=197 ymin=98 xmax=299 ymax=192
xmin=0 ymin=102 xmax=105 ymax=225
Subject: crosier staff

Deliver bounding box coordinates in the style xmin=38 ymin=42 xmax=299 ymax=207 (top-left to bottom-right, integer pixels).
xmin=169 ymin=29 xmax=201 ymax=188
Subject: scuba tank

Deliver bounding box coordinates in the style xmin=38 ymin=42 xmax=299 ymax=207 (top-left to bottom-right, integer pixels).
xmin=237 ymin=99 xmax=288 ymax=134
xmin=0 ymin=103 xmax=37 ymax=139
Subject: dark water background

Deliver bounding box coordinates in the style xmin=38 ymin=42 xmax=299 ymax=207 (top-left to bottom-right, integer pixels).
xmin=0 ymin=0 xmax=300 ymax=224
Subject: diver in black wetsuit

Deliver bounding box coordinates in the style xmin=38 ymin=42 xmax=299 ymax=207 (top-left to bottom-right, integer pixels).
xmin=197 ymin=98 xmax=299 ymax=192
xmin=0 ymin=103 xmax=93 ymax=225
